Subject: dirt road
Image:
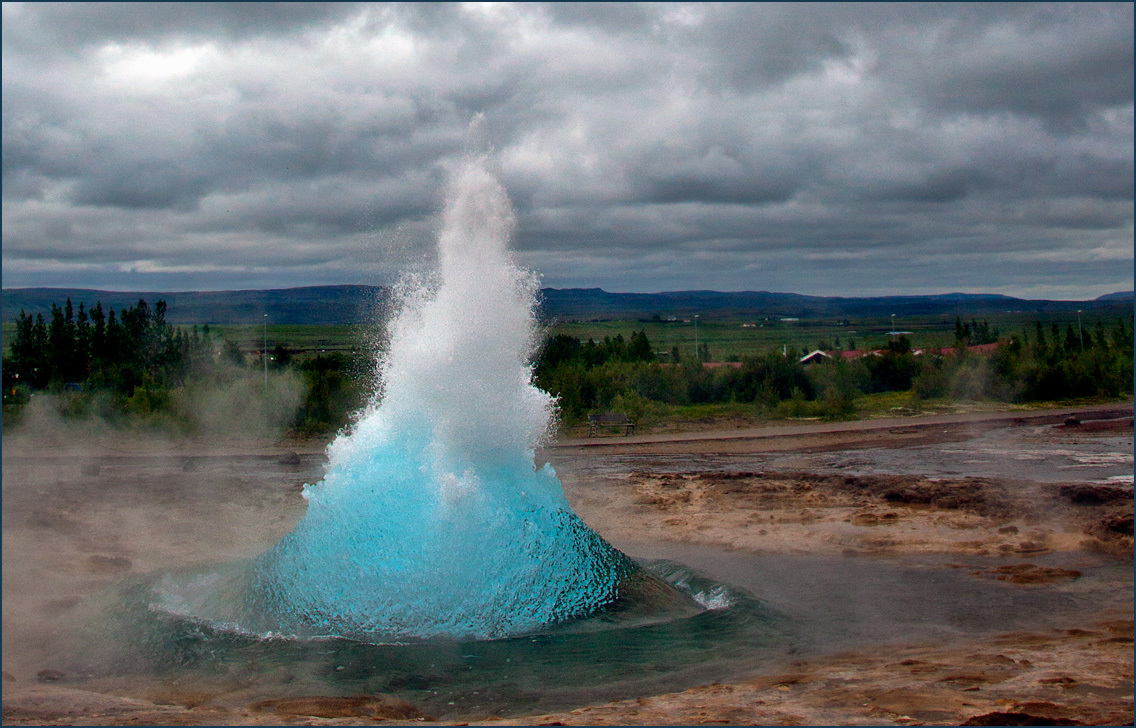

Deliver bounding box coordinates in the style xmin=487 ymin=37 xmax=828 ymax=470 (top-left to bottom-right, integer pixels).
xmin=555 ymin=402 xmax=1133 ymax=455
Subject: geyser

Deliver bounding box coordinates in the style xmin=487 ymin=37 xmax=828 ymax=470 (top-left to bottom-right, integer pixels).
xmin=246 ymin=154 xmax=640 ymax=641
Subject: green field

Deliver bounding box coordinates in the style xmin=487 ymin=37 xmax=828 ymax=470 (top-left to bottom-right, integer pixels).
xmin=551 ymin=316 xmax=912 ymax=360
xmin=198 ymin=324 xmax=369 ymax=353
xmin=3 ymin=309 xmax=1119 ymax=361
xmin=546 ymin=309 xmax=1110 ymax=361
xmin=203 ymin=310 xmax=1126 ymax=362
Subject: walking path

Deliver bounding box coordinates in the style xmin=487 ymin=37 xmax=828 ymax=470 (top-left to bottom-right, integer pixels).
xmin=553 ymin=401 xmax=1133 ymax=450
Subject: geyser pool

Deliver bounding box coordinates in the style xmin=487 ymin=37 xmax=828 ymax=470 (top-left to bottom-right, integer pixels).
xmin=82 ymin=558 xmax=784 ymax=718
xmin=162 ymin=153 xmax=690 ymax=642
xmin=60 ymin=152 xmax=792 ymax=720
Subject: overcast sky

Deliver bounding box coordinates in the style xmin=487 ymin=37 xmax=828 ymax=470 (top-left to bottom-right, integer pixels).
xmin=3 ymin=2 xmax=1132 ymax=298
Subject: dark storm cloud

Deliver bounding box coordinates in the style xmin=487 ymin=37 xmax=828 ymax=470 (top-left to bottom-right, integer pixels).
xmin=3 ymin=2 xmax=366 ymax=51
xmin=632 ymin=146 xmax=806 ymax=206
xmin=892 ymin=4 xmax=1135 ymax=126
xmin=692 ymin=4 xmax=853 ymax=91
xmin=2 ymin=2 xmax=1131 ymax=297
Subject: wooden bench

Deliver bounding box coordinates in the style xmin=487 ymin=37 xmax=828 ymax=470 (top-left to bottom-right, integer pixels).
xmin=587 ymin=413 xmax=637 ymax=437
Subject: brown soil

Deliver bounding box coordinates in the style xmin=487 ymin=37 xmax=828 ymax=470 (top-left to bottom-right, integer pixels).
xmin=563 ymin=467 xmax=1132 ymax=560
xmin=553 ymin=404 xmax=1134 ymax=456
xmin=481 ymin=616 xmax=1133 ymax=727
xmin=972 ymin=564 xmax=1083 ymax=585
xmin=248 ymin=696 xmax=431 ymax=721
xmin=2 ymin=404 xmax=1131 ymax=725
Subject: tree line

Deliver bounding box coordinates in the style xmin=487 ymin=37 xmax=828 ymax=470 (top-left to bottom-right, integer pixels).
xmin=6 ymin=298 xmax=213 ymax=392
xmin=3 ymin=297 xmax=1131 ymax=433
xmin=533 ymin=319 xmax=1133 ymax=423
xmin=2 ymin=297 xmax=366 ymax=434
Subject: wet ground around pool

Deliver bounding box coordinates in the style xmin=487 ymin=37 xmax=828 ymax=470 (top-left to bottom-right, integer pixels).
xmin=2 ymin=414 xmax=1131 ymax=723
xmin=22 ymin=543 xmax=1132 ymax=721
xmin=551 ymin=419 xmax=1133 ymax=485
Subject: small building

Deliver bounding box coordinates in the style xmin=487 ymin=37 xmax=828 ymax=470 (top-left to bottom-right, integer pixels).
xmin=799 ymin=350 xmax=832 ymax=365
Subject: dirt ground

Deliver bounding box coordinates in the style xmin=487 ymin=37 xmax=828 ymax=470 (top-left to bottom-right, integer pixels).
xmin=566 ymin=454 xmax=1133 ymax=563
xmin=2 ymin=405 xmax=1132 ymax=726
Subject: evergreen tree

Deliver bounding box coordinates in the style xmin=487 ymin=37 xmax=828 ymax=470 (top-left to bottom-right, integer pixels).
xmin=74 ymin=302 xmax=91 ymax=381
xmin=1065 ymin=323 xmax=1080 ymax=353
xmin=1094 ymin=320 xmax=1107 ymax=350
xmin=48 ymin=303 xmax=69 ymax=384
xmin=627 ymin=330 xmax=654 ymax=362
xmin=1033 ymin=320 xmax=1047 ymax=359
xmin=90 ymin=302 xmax=107 ymax=364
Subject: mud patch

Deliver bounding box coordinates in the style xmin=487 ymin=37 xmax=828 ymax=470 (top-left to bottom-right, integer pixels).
xmin=1101 ymin=512 xmax=1134 ymax=535
xmin=247 ymin=695 xmax=430 ymax=720
xmin=961 ymin=711 xmax=1083 ymax=725
xmin=974 ymin=564 xmax=1083 ymax=585
xmin=1058 ymin=483 xmax=1133 ymax=505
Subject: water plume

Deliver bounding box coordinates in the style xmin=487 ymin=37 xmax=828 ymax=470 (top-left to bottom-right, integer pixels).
xmin=246 ymin=154 xmax=636 ymax=641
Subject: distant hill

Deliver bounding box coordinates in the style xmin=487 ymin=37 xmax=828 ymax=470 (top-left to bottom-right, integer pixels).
xmin=535 ymin=288 xmax=1132 ymax=320
xmin=2 ymin=285 xmax=390 ymax=325
xmin=1095 ymin=290 xmax=1134 ymax=301
xmin=3 ymin=285 xmax=1131 ymax=325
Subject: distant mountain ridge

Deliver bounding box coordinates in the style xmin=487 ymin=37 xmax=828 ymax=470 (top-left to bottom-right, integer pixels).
xmin=535 ymin=288 xmax=1133 ymax=320
xmin=1095 ymin=290 xmax=1135 ymax=301
xmin=1 ymin=285 xmax=390 ymax=325
xmin=2 ymin=285 xmax=1131 ymax=325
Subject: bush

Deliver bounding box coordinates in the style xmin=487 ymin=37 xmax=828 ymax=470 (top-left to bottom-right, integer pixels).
xmin=291 ymin=354 xmax=367 ymax=434
xmin=609 ymin=389 xmax=650 ymax=425
xmin=912 ymin=359 xmax=950 ymax=400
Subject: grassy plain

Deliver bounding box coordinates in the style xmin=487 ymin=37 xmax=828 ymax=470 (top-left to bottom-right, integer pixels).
xmin=200 ymin=324 xmax=369 ymax=353
xmin=548 ymin=308 xmax=1107 ymax=361
xmin=3 ymin=309 xmax=1113 ymax=361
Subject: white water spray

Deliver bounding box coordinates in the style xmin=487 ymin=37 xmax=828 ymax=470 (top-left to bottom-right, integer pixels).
xmin=247 ymin=154 xmax=635 ymax=641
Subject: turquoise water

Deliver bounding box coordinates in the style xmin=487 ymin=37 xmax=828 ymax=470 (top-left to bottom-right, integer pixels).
xmin=239 ymin=156 xmax=654 ymax=641
xmin=76 ymin=559 xmax=789 ymax=718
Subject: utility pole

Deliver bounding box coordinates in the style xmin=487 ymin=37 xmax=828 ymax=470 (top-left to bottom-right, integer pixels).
xmin=264 ymin=313 xmax=268 ymax=388
xmin=1077 ymin=310 xmax=1084 ymax=351
xmin=694 ymin=314 xmax=700 ymax=362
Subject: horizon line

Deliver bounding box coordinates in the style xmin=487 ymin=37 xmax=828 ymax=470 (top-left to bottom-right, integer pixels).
xmin=2 ymin=284 xmax=1132 ymax=303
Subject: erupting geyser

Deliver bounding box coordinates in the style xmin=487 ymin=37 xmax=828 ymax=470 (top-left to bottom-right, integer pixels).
xmin=246 ymin=154 xmax=639 ymax=641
